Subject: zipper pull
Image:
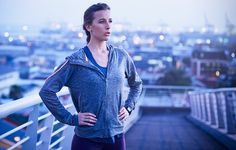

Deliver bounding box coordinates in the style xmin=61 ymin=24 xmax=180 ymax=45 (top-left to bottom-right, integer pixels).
xmin=85 ymin=55 xmax=89 ymax=63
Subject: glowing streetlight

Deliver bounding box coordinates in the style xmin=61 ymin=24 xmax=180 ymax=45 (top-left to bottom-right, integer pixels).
xmin=4 ymin=32 xmax=9 ymax=37
xmin=159 ymin=35 xmax=165 ymax=41
xmin=8 ymin=37 xmax=14 ymax=42
xmin=14 ymin=136 xmax=21 ymax=142
xmin=206 ymin=39 xmax=211 ymax=44
xmin=78 ymin=32 xmax=83 ymax=38
xmin=22 ymin=25 xmax=28 ymax=31
xmin=133 ymin=55 xmax=142 ymax=61
xmin=231 ymin=53 xmax=235 ymax=58
xmin=215 ymin=71 xmax=220 ymax=77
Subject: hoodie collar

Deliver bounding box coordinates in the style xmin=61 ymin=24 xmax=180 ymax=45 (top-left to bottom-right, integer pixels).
xmin=67 ymin=44 xmax=113 ymax=65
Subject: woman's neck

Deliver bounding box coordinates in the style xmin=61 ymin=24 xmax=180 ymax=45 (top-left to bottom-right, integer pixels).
xmin=87 ymin=41 xmax=107 ymax=53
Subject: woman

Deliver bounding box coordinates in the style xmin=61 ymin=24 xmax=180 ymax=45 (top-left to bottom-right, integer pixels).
xmin=39 ymin=3 xmax=142 ymax=150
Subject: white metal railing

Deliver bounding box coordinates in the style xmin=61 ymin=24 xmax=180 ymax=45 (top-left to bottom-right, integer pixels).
xmin=188 ymin=88 xmax=236 ymax=134
xmin=141 ymin=85 xmax=196 ymax=108
xmin=4 ymin=85 xmax=232 ymax=150
xmin=0 ymin=87 xmax=75 ymax=150
xmin=0 ymin=86 xmax=144 ymax=150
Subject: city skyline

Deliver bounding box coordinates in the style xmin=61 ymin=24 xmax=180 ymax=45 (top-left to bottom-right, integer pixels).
xmin=0 ymin=0 xmax=236 ymax=32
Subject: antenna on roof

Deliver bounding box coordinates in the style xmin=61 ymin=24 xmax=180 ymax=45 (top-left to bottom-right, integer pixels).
xmin=225 ymin=13 xmax=235 ymax=35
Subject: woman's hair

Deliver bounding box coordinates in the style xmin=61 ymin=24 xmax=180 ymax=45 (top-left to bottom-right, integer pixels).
xmin=83 ymin=3 xmax=110 ymax=43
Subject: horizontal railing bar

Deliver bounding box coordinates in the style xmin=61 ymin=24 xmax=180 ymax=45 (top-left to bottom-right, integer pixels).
xmin=36 ymin=140 xmax=43 ymax=147
xmin=51 ymin=125 xmax=68 ymax=137
xmin=0 ymin=121 xmax=33 ymax=140
xmin=57 ymin=147 xmax=63 ymax=150
xmin=64 ymin=103 xmax=73 ymax=109
xmin=143 ymin=85 xmax=197 ymax=90
xmin=207 ymin=88 xmax=236 ymax=92
xmin=189 ymin=88 xmax=236 ymax=95
xmin=0 ymin=87 xmax=70 ymax=118
xmin=7 ymin=136 xmax=29 ymax=150
xmin=38 ymin=112 xmax=51 ymax=121
xmin=49 ymin=136 xmax=65 ymax=149
xmin=53 ymin=120 xmax=60 ymax=126
xmin=0 ymin=95 xmax=41 ymax=119
xmin=37 ymin=126 xmax=47 ymax=134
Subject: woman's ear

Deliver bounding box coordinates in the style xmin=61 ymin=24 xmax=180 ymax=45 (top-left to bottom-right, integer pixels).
xmin=85 ymin=24 xmax=92 ymax=32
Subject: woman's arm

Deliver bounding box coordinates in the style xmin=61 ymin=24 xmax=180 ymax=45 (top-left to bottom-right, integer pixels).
xmin=39 ymin=60 xmax=78 ymax=126
xmin=124 ymin=52 xmax=143 ymax=113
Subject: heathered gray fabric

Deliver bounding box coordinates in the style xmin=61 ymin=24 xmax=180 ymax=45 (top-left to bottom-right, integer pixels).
xmin=39 ymin=45 xmax=142 ymax=139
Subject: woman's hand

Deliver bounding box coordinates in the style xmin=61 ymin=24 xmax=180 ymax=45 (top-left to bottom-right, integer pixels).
xmin=119 ymin=107 xmax=129 ymax=121
xmin=78 ymin=112 xmax=97 ymax=126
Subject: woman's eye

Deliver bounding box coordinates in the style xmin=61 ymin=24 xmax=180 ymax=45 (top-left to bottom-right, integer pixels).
xmin=99 ymin=20 xmax=105 ymax=23
xmin=98 ymin=19 xmax=112 ymax=23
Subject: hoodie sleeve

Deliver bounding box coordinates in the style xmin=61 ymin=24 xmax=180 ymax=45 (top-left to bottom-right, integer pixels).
xmin=124 ymin=52 xmax=143 ymax=110
xmin=39 ymin=59 xmax=78 ymax=126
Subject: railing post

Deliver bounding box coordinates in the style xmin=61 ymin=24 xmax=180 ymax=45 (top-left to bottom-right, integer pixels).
xmin=225 ymin=91 xmax=236 ymax=134
xmin=59 ymin=125 xmax=74 ymax=150
xmin=209 ymin=93 xmax=216 ymax=125
xmin=194 ymin=94 xmax=199 ymax=119
xmin=196 ymin=94 xmax=202 ymax=120
xmin=205 ymin=93 xmax=210 ymax=123
xmin=199 ymin=94 xmax=205 ymax=121
xmin=22 ymin=105 xmax=39 ymax=150
xmin=220 ymin=92 xmax=227 ymax=130
xmin=59 ymin=106 xmax=76 ymax=150
xmin=216 ymin=92 xmax=225 ymax=129
xmin=202 ymin=93 xmax=208 ymax=122
xmin=37 ymin=114 xmax=54 ymax=150
xmin=189 ymin=94 xmax=196 ymax=118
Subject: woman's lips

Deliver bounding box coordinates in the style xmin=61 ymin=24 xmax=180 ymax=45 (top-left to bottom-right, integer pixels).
xmin=104 ymin=32 xmax=110 ymax=36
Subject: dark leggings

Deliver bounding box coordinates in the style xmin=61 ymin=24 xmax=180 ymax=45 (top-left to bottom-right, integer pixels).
xmin=71 ymin=134 xmax=126 ymax=150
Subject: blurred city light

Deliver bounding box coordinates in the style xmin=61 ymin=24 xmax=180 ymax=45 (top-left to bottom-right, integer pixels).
xmin=159 ymin=35 xmax=165 ymax=41
xmin=77 ymin=32 xmax=83 ymax=38
xmin=133 ymin=55 xmax=142 ymax=61
xmin=215 ymin=71 xmax=220 ymax=77
xmin=14 ymin=136 xmax=21 ymax=142
xmin=4 ymin=32 xmax=10 ymax=37
xmin=22 ymin=25 xmax=28 ymax=31
xmin=8 ymin=37 xmax=14 ymax=42
xmin=231 ymin=53 xmax=235 ymax=58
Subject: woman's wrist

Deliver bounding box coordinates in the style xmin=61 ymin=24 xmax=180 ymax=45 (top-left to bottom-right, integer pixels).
xmin=125 ymin=106 xmax=132 ymax=115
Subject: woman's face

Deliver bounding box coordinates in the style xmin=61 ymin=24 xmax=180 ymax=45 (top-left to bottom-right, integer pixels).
xmin=87 ymin=10 xmax=112 ymax=42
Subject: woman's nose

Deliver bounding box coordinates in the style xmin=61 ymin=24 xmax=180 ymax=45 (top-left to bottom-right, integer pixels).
xmin=105 ymin=21 xmax=110 ymax=29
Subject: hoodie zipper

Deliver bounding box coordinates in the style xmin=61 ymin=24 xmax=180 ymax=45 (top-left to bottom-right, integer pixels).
xmin=70 ymin=51 xmax=107 ymax=79
xmin=69 ymin=47 xmax=115 ymax=135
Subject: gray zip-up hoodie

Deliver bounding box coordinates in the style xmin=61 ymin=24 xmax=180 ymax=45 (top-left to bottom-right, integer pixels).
xmin=39 ymin=45 xmax=142 ymax=139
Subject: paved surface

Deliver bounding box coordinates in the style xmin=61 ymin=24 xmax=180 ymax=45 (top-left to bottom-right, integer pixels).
xmin=126 ymin=109 xmax=228 ymax=150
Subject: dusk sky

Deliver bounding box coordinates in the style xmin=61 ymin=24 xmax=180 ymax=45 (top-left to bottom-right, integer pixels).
xmin=0 ymin=0 xmax=236 ymax=31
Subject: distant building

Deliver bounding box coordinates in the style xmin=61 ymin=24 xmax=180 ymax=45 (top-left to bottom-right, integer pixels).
xmin=191 ymin=47 xmax=228 ymax=87
xmin=0 ymin=45 xmax=30 ymax=58
xmin=131 ymin=50 xmax=172 ymax=85
xmin=0 ymin=66 xmax=19 ymax=88
xmin=0 ymin=65 xmax=19 ymax=96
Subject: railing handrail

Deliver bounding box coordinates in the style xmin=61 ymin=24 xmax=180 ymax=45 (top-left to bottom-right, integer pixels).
xmin=0 ymin=94 xmax=41 ymax=119
xmin=0 ymin=85 xmax=140 ymax=149
xmin=188 ymin=87 xmax=236 ymax=136
xmin=4 ymin=85 xmax=230 ymax=119
xmin=189 ymin=87 xmax=236 ymax=95
xmin=1 ymin=84 xmax=235 ymax=149
xmin=143 ymin=85 xmax=198 ymax=90
xmin=0 ymin=85 xmax=196 ymax=119
xmin=0 ymin=87 xmax=69 ymax=118
xmin=3 ymin=85 xmax=234 ymax=119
